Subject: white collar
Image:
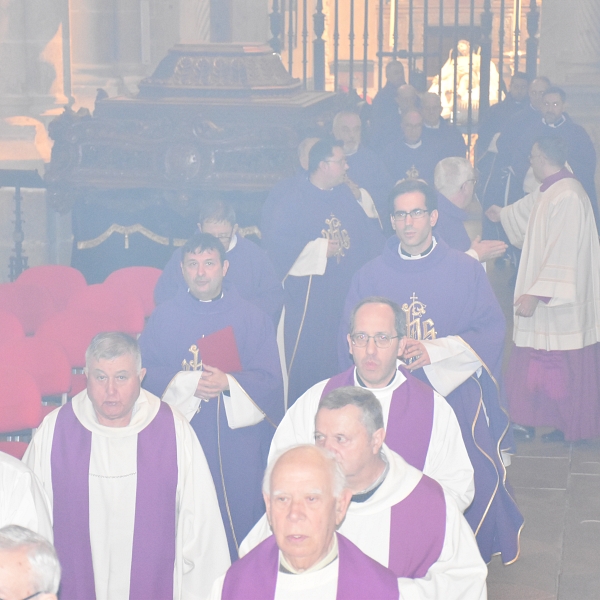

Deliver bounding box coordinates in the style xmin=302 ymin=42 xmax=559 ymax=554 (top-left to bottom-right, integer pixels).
xmin=405 ymin=139 xmax=422 ymax=149
xmin=398 ymin=236 xmax=437 ymax=260
xmin=227 ymin=233 xmax=238 ymax=252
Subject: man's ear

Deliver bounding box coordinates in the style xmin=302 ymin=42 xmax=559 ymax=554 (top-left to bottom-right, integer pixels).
xmin=138 ymin=367 xmax=147 ymax=383
xmin=371 ymin=427 xmax=386 ymax=454
xmin=232 ymin=223 xmax=239 ymax=236
xmin=222 ymin=259 xmax=230 ymax=277
xmin=397 ymin=336 xmax=407 ymax=358
xmin=347 ymin=334 xmax=354 ymax=357
xmin=335 ymin=489 xmax=353 ymax=526
xmin=264 ymin=492 xmax=272 ymax=524
xmin=429 ymin=209 xmax=439 ymax=227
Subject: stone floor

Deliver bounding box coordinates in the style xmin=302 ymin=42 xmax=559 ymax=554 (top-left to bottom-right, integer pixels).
xmin=486 ymin=260 xmax=600 ymax=599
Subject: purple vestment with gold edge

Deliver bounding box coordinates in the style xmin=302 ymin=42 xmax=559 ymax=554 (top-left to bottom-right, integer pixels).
xmin=340 ymin=236 xmax=523 ymax=564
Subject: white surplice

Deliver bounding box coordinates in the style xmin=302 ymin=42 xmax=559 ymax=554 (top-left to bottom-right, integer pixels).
xmin=269 ymin=365 xmax=474 ymax=512
xmin=500 ymin=177 xmax=600 ymax=350
xmin=0 ymin=450 xmax=53 ymax=542
xmin=241 ymin=447 xmax=487 ymax=600
xmin=23 ymin=389 xmax=230 ymax=600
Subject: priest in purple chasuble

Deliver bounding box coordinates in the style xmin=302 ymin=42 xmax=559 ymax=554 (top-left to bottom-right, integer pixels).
xmin=487 ymin=136 xmax=600 ymax=442
xmin=240 ymin=389 xmax=487 ymax=599
xmin=340 ymin=179 xmax=524 ymax=564
xmin=269 ymin=297 xmax=475 ymax=513
xmin=261 ymin=138 xmax=385 ymax=405
xmin=23 ymin=332 xmax=230 ymax=600
xmin=211 ymin=444 xmax=400 ymax=600
xmin=154 ymin=198 xmax=283 ymax=326
xmin=139 ymin=233 xmax=284 ymax=561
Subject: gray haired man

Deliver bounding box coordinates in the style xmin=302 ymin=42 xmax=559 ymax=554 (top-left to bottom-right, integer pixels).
xmin=0 ymin=525 xmax=60 ymax=600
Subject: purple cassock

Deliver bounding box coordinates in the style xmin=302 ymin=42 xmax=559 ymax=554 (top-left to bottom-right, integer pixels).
xmin=380 ymin=137 xmax=444 ymax=186
xmin=433 ymin=193 xmax=473 ymax=253
xmin=262 ymin=173 xmax=385 ymax=404
xmin=345 ymin=146 xmax=395 ymax=235
xmin=51 ymin=401 xmax=178 ymax=599
xmin=339 ymin=236 xmax=524 ymax=564
xmin=221 ymin=533 xmax=399 ymax=600
xmin=139 ymin=281 xmax=283 ymax=560
xmin=153 ymin=235 xmax=283 ymax=326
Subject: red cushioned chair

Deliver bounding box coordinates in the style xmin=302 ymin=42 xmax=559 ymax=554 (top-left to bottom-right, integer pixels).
xmin=16 ymin=265 xmax=87 ymax=311
xmin=36 ymin=309 xmax=121 ymax=397
xmin=0 ymin=309 xmax=25 ymax=348
xmin=67 ymin=283 xmax=146 ymax=336
xmin=104 ymin=266 xmax=162 ymax=318
xmin=0 ymin=367 xmax=43 ymax=459
xmin=0 ymin=282 xmax=56 ymax=335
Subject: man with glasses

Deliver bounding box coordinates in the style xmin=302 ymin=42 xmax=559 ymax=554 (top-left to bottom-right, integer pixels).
xmin=339 ymin=179 xmax=524 ymax=566
xmin=154 ymin=198 xmax=283 ymax=325
xmin=269 ymin=296 xmax=474 ymax=513
xmin=434 ymin=156 xmax=507 ymax=262
xmin=262 ymin=138 xmax=385 ymax=405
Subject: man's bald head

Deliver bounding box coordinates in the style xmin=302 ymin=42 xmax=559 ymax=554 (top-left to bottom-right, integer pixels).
xmin=385 ymin=61 xmax=406 ymax=87
xmin=421 ymin=92 xmax=442 ymax=126
xmin=529 ymin=77 xmax=550 ymax=112
xmin=401 ymin=110 xmax=423 ymax=144
xmin=395 ymin=84 xmax=419 ymax=114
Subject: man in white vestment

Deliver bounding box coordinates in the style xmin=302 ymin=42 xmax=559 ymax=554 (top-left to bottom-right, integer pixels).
xmin=242 ymin=388 xmax=487 ymax=599
xmin=0 ymin=451 xmax=52 ymax=542
xmin=270 ymin=297 xmax=474 ymax=512
xmin=24 ymin=332 xmax=230 ymax=600
xmin=0 ymin=525 xmax=61 ymax=600
xmin=486 ymin=135 xmax=600 ymax=442
xmin=210 ymin=445 xmax=400 ymax=600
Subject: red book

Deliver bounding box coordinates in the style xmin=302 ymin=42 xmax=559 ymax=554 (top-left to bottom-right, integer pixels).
xmin=196 ymin=326 xmax=242 ymax=373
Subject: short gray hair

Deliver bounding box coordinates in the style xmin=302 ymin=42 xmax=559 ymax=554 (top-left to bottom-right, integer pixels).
xmin=349 ymin=296 xmax=406 ymax=339
xmin=85 ymin=331 xmax=142 ymax=373
xmin=317 ymin=386 xmax=384 ymax=437
xmin=0 ymin=525 xmax=61 ymax=594
xmin=434 ymin=157 xmax=475 ymax=198
xmin=263 ymin=445 xmax=347 ymax=498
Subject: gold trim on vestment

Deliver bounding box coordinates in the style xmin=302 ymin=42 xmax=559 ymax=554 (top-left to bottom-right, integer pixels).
xmin=457 ymin=335 xmax=523 ymax=565
xmin=77 ymin=223 xmax=183 ymax=250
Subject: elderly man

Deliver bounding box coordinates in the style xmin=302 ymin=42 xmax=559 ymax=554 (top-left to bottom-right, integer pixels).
xmin=421 ymin=93 xmax=467 ymax=158
xmin=211 ymin=445 xmax=399 ymax=599
xmin=140 ymin=232 xmax=283 ymax=560
xmin=332 ymin=110 xmax=395 ymax=231
xmin=24 ymin=332 xmax=230 ymax=599
xmin=339 ymin=179 xmax=524 ymax=564
xmin=434 ymin=156 xmax=507 ymax=262
xmin=154 ymin=198 xmax=283 ymax=325
xmin=0 ymin=525 xmax=60 ymax=600
xmin=382 ymin=110 xmax=444 ymax=186
xmin=0 ymin=451 xmax=52 ymax=542
xmin=262 ymin=138 xmax=384 ymax=404
xmin=243 ymin=389 xmax=487 ymax=599
xmin=487 ymin=136 xmax=600 ymax=443
xmin=271 ymin=296 xmax=474 ymax=512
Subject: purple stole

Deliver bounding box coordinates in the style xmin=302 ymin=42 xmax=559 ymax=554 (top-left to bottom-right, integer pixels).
xmin=51 ymin=401 xmax=178 ymax=600
xmin=389 ymin=475 xmax=446 ymax=577
xmin=221 ymin=533 xmax=399 ymax=600
xmin=321 ymin=366 xmax=434 ymax=470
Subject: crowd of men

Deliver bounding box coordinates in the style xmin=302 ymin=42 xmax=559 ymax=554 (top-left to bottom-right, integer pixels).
xmin=2 ymin=64 xmax=600 ymax=600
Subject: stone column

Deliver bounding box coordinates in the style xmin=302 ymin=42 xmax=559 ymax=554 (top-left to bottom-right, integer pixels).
xmin=539 ymin=0 xmax=600 ymax=196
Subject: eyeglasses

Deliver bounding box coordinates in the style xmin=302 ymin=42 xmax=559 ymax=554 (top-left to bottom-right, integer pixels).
xmin=350 ymin=333 xmax=399 ymax=348
xmin=325 ymin=158 xmax=348 ymax=166
xmin=392 ymin=208 xmax=429 ymax=221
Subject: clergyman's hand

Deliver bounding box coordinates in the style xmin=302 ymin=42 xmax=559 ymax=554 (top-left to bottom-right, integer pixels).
xmin=514 ymin=294 xmax=539 ymax=317
xmin=194 ymin=364 xmax=230 ymax=400
xmin=402 ymin=339 xmax=431 ymax=371
xmin=470 ymin=236 xmax=508 ymax=262
xmin=485 ymin=205 xmax=502 ymax=223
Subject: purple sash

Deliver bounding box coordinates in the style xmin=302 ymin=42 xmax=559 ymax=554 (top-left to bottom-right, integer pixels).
xmin=389 ymin=475 xmax=446 ymax=578
xmin=321 ymin=366 xmax=434 ymax=470
xmin=51 ymin=401 xmax=178 ymax=600
xmin=221 ymin=533 xmax=399 ymax=600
